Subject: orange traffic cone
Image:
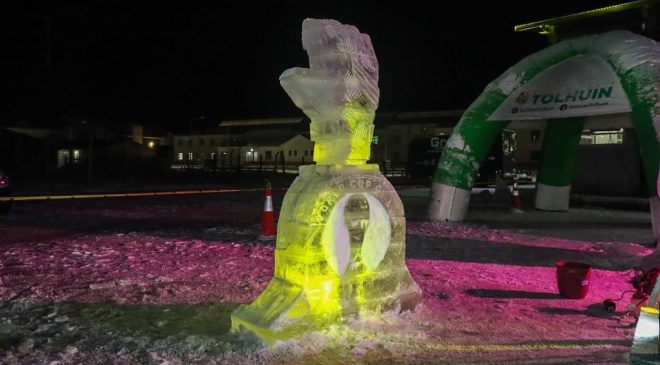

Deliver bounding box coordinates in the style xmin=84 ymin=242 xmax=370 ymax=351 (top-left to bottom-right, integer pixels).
xmin=258 ymin=180 xmax=276 ymax=241
xmin=511 ymin=178 xmax=523 ymax=213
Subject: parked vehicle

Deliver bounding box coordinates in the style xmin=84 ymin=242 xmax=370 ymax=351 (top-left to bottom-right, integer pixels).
xmin=0 ymin=169 xmax=11 ymax=215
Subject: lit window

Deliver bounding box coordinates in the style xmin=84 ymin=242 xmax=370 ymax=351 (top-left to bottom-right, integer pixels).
xmin=187 ymin=152 xmax=193 ymax=160
xmin=580 ymin=129 xmax=624 ymax=145
xmin=372 ymin=136 xmax=379 ymax=144
xmin=211 ymin=152 xmax=216 ymax=160
xmin=73 ymin=150 xmax=81 ymax=159
xmin=177 ymin=153 xmax=183 ymax=161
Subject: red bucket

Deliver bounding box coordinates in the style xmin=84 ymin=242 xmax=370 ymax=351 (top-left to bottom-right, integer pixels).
xmin=556 ymin=261 xmax=592 ymax=299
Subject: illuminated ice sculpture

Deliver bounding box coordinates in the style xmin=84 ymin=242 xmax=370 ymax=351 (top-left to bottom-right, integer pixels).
xmin=230 ymin=18 xmax=422 ymax=344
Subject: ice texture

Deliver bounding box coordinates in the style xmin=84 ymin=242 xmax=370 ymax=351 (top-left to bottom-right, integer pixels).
xmin=231 ymin=19 xmax=422 ymax=344
xmin=280 ymin=18 xmax=379 ymax=165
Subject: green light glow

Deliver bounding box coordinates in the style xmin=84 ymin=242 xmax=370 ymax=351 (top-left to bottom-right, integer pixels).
xmin=231 ymin=166 xmax=421 ymax=344
xmin=310 ymin=101 xmax=375 ymax=165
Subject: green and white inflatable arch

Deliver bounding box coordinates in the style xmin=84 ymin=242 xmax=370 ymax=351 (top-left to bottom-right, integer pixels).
xmin=428 ymin=30 xmax=660 ymax=236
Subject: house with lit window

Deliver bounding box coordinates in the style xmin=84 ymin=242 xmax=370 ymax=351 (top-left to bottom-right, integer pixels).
xmin=171 ymin=117 xmax=313 ymax=170
xmin=3 ymin=118 xmax=172 ymax=180
xmin=214 ymin=134 xmax=313 ymax=170
xmin=372 ymin=109 xmax=644 ymax=194
xmin=508 ymin=113 xmax=640 ymax=196
xmin=168 ymin=109 xmax=647 ymax=195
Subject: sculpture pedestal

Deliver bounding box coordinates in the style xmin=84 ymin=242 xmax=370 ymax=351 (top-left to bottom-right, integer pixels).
xmin=231 ymin=164 xmax=422 ymax=344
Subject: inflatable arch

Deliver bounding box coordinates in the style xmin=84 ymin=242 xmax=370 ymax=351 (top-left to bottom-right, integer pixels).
xmin=428 ymin=30 xmax=660 ymax=236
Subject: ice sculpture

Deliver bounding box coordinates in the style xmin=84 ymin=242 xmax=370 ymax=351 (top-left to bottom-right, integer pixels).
xmin=231 ymin=18 xmax=422 ymax=344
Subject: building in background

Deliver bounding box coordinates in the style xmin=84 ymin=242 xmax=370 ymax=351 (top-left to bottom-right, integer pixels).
xmin=2 ymin=117 xmax=172 ymax=182
xmin=171 ymin=117 xmax=312 ymax=171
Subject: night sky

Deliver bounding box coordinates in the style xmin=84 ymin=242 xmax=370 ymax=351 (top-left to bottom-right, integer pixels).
xmin=3 ymin=0 xmax=626 ymax=131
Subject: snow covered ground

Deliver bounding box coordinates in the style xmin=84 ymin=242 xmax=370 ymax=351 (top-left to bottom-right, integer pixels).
xmin=0 ymin=186 xmax=658 ymax=364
